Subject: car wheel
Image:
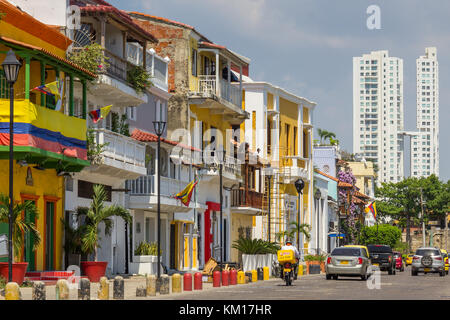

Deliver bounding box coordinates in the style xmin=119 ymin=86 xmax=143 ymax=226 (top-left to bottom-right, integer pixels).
xmin=411 ymin=269 xmax=418 ymax=276
xmin=361 ymin=274 xmax=367 ymax=281
xmin=440 ymin=271 xmax=445 ymax=277
xmin=393 ymin=268 xmax=396 ymax=275
xmin=388 ymin=268 xmax=393 ymax=275
xmin=326 ymin=274 xmax=332 ymax=280
xmin=333 ymin=275 xmax=338 ymax=280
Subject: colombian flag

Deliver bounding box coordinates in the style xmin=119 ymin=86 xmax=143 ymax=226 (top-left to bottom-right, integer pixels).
xmin=89 ymin=105 xmax=112 ymax=123
xmin=174 ymin=179 xmax=198 ymax=207
xmin=367 ymin=201 xmax=377 ymax=220
xmin=32 ymin=81 xmax=60 ymax=98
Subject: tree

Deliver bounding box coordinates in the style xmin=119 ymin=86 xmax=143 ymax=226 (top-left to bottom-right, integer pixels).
xmin=0 ymin=194 xmax=41 ymax=262
xmin=76 ymin=184 xmax=131 ymax=261
xmin=359 ymin=224 xmax=402 ymax=248
xmin=275 ymin=221 xmax=311 ymax=244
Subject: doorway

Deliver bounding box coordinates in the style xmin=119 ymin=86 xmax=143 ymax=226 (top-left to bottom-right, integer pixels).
xmin=45 ymin=201 xmax=55 ymax=271
xmin=24 ymin=200 xmax=36 ymax=271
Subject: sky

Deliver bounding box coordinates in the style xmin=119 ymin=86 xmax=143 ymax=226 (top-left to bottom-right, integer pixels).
xmin=109 ymin=0 xmax=450 ymax=182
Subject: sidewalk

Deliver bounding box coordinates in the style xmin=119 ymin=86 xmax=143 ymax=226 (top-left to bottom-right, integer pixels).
xmin=2 ymin=273 xmax=322 ymax=300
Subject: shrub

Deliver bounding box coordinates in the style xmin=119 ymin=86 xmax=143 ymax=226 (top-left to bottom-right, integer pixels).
xmin=134 ymin=241 xmax=161 ymax=256
xmin=304 ymin=254 xmax=327 ymax=262
xmin=67 ymin=43 xmax=109 ymax=76
xmin=359 ymin=224 xmax=402 ymax=248
xmin=232 ymin=238 xmax=280 ymax=255
xmin=127 ymin=65 xmax=152 ymax=94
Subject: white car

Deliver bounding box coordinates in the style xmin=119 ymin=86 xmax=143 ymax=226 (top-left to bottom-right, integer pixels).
xmin=411 ymin=247 xmax=445 ymax=276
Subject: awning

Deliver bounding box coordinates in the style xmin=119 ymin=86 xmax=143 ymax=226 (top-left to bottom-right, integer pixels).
xmin=328 ymin=233 xmax=346 ymax=238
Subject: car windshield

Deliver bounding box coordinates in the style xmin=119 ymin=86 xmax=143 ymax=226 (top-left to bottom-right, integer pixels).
xmin=415 ymin=249 xmax=441 ymax=256
xmin=367 ymin=245 xmax=392 ymax=253
xmin=331 ymin=248 xmax=361 ymax=256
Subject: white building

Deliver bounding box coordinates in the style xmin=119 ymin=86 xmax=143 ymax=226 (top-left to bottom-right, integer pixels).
xmin=353 ymin=50 xmax=405 ymax=184
xmin=411 ymin=47 xmax=439 ymax=178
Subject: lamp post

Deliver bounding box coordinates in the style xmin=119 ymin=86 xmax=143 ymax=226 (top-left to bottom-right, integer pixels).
xmin=152 ymin=103 xmax=166 ymax=281
xmin=294 ymin=178 xmax=305 ymax=250
xmin=314 ymin=188 xmax=321 ymax=255
xmin=2 ymin=50 xmax=21 ymax=282
xmin=263 ymin=167 xmax=274 ymax=242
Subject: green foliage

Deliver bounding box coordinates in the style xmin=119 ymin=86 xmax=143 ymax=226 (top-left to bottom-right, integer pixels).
xmin=232 ymin=237 xmax=280 ymax=255
xmin=393 ymin=241 xmax=409 ymax=254
xmin=61 ymin=218 xmax=83 ymax=255
xmin=0 ymin=12 xmax=6 ymax=21
xmin=316 ymin=129 xmax=337 ymax=146
xmin=304 ymin=254 xmax=327 ymax=262
xmin=0 ymin=275 xmax=5 ymax=289
xmin=134 ymin=241 xmax=162 ymax=256
xmin=76 ymin=185 xmax=131 ymax=261
xmin=67 ymin=43 xmax=109 ymax=75
xmin=275 ymin=222 xmax=311 ymax=243
xmin=86 ymin=128 xmax=108 ymax=165
xmin=359 ymin=224 xmax=402 ymax=248
xmin=0 ymin=194 xmax=41 ymax=261
xmin=111 ymin=113 xmax=130 ymax=136
xmin=127 ymin=64 xmax=152 ymax=94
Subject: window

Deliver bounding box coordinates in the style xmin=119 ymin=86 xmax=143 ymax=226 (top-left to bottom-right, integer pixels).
xmin=191 ymin=48 xmax=197 ymax=76
xmin=127 ymin=107 xmax=136 ymax=121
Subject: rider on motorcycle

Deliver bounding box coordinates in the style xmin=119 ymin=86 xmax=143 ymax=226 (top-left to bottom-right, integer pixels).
xmin=280 ymin=239 xmax=300 ymax=280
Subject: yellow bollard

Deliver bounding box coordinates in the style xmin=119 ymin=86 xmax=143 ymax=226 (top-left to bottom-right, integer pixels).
xmin=263 ymin=267 xmax=269 ymax=280
xmin=251 ymin=270 xmax=257 ymax=282
xmin=172 ymin=273 xmax=181 ymax=293
xmin=55 ymin=279 xmax=70 ymax=300
xmin=5 ymin=282 xmax=20 ymax=300
xmin=237 ymin=271 xmax=245 ymax=284
xmin=298 ymin=265 xmax=304 ymax=276
xmin=97 ymin=277 xmax=109 ymax=300
xmin=146 ymin=274 xmax=156 ymax=296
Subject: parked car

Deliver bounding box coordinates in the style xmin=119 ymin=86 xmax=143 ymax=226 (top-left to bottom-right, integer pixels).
xmin=440 ymin=249 xmax=449 ymax=275
xmin=367 ymin=244 xmax=396 ymax=275
xmin=393 ymin=251 xmax=405 ymax=272
xmin=405 ymin=254 xmax=414 ymax=266
xmin=326 ymin=246 xmax=372 ymax=281
xmin=344 ymin=245 xmax=370 ymax=258
xmin=411 ymin=247 xmax=445 ymax=276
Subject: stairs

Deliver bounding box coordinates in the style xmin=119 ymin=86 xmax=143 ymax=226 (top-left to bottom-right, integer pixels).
xmin=25 ymin=271 xmax=88 ymax=285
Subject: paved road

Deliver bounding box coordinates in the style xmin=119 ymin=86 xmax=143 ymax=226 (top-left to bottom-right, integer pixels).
xmin=155 ymin=266 xmax=450 ymax=300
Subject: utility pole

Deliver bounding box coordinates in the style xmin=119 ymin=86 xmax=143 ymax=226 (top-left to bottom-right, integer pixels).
xmin=420 ymin=188 xmax=426 ymax=247
xmin=445 ymin=212 xmax=448 ymax=252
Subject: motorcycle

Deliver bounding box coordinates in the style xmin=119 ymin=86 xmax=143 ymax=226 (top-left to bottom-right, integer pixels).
xmin=277 ymin=250 xmax=297 ymax=286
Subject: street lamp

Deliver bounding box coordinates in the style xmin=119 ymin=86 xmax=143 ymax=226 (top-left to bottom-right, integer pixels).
xmin=294 ymin=178 xmax=305 ymax=249
xmin=263 ymin=166 xmax=274 ymax=242
xmin=314 ymin=188 xmax=321 ymax=255
xmin=152 ymin=103 xmax=166 ymax=282
xmin=2 ymin=50 xmax=22 ymax=283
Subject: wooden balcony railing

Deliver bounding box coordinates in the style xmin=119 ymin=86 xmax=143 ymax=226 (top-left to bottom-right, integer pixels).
xmin=231 ymin=189 xmax=263 ymax=209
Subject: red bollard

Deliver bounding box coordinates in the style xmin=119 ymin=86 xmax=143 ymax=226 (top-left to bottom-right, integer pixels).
xmin=222 ymin=270 xmax=229 ymax=286
xmin=229 ymin=269 xmax=237 ymax=285
xmin=213 ymin=271 xmax=221 ymax=287
xmin=183 ymin=273 xmax=192 ymax=291
xmin=194 ymin=272 xmax=202 ymax=290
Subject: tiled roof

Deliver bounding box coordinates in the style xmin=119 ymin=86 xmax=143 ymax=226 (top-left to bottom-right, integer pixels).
xmin=0 ymin=36 xmax=96 ymax=78
xmin=127 ymin=11 xmax=196 ymax=30
xmin=131 ymin=129 xmax=200 ymax=152
xmin=354 ymin=190 xmax=370 ymax=199
xmin=314 ymin=169 xmax=338 ymax=182
xmin=76 ymin=1 xmax=158 ymax=43
xmin=338 ymin=181 xmax=353 ymax=188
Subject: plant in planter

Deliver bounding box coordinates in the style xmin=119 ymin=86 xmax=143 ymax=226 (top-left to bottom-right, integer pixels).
xmin=76 ymin=184 xmax=131 ymax=282
xmin=61 ymin=218 xmax=83 ymax=267
xmin=67 ymin=43 xmax=110 ymax=77
xmin=232 ymin=237 xmax=280 ymax=271
xmin=127 ymin=64 xmax=152 ymax=94
xmin=304 ymin=254 xmax=327 ymax=274
xmin=134 ymin=241 xmax=162 ymax=256
xmin=86 ymin=128 xmax=109 ymax=165
xmin=0 ymin=194 xmax=41 ymax=284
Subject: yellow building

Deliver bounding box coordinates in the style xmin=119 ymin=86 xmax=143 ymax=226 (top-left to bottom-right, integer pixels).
xmin=346 ymin=160 xmax=376 ymax=199
xmin=0 ymin=1 xmax=94 ymax=271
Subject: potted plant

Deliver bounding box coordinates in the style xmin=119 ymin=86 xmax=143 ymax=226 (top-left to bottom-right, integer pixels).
xmin=0 ymin=194 xmax=41 ymax=285
xmin=76 ymin=184 xmax=131 ymax=282
xmin=304 ymin=254 xmax=327 ymax=274
xmin=131 ymin=241 xmax=162 ymax=275
xmin=232 ymin=238 xmax=279 ymax=272
xmin=61 ymin=218 xmax=83 ymax=268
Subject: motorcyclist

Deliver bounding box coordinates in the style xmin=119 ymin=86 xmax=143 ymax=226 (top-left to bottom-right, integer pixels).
xmin=280 ymin=239 xmax=300 ymax=280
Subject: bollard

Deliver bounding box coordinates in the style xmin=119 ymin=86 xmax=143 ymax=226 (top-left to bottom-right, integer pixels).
xmin=263 ymin=267 xmax=269 ymax=280
xmin=213 ymin=270 xmax=221 ymax=287
xmin=5 ymin=282 xmax=20 ymax=300
xmin=159 ymin=275 xmax=170 ymax=295
xmin=78 ymin=278 xmax=90 ymax=300
xmin=55 ymin=279 xmax=69 ymax=300
xmin=172 ymin=273 xmax=182 ymax=293
xmin=222 ymin=270 xmax=229 ymax=286
xmin=257 ymin=268 xmax=264 ymax=281
xmin=113 ymin=276 xmax=124 ymax=300
xmin=193 ymin=272 xmax=202 ymax=290
xmin=32 ymin=281 xmax=46 ymax=300
xmin=183 ymin=273 xmax=192 ymax=291
xmin=229 ymin=269 xmax=237 ymax=285
xmin=146 ymin=274 xmax=156 ymax=296
xmin=97 ymin=277 xmax=109 ymax=300
xmin=237 ymin=271 xmax=245 ymax=284
xmin=244 ymin=272 xmax=252 ymax=283
xmin=251 ymin=269 xmax=257 ymax=282
xmin=136 ymin=286 xmax=147 ymax=297
xmin=298 ymin=265 xmax=304 ymax=276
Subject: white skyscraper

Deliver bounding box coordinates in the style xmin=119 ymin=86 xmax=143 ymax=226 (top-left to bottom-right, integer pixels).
xmin=411 ymin=47 xmax=439 ymax=178
xmin=353 ymin=50 xmax=404 ymax=184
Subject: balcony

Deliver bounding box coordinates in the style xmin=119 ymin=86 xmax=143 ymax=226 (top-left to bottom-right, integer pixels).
xmin=189 ymin=75 xmax=248 ymax=124
xmin=126 ymin=175 xmax=198 ymax=212
xmin=230 ymin=189 xmax=263 ymax=215
xmin=280 ymin=157 xmax=310 ymax=183
xmin=200 ymin=155 xmax=242 ymax=187
xmin=81 ymin=128 xmax=146 ymax=180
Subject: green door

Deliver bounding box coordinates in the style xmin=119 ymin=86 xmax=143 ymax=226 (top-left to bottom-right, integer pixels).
xmin=24 ymin=200 xmax=36 ymax=271
xmin=45 ymin=202 xmax=54 ymax=271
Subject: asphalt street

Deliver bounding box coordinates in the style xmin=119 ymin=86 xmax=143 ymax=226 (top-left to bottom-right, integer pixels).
xmin=154 ymin=266 xmax=450 ymax=300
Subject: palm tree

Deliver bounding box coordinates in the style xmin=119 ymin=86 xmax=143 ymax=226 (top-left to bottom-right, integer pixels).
xmin=317 ymin=129 xmax=328 ymax=145
xmin=324 ymin=131 xmax=336 ymax=145
xmin=76 ymin=184 xmax=131 ymax=261
xmin=0 ymin=194 xmax=41 ymax=262
xmin=275 ymin=222 xmax=311 ymax=244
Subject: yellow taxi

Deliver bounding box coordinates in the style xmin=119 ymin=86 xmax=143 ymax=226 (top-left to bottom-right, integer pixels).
xmin=441 ymin=249 xmax=449 ymax=274
xmin=344 ymin=245 xmax=370 ymax=259
xmin=405 ymin=254 xmax=415 ymax=266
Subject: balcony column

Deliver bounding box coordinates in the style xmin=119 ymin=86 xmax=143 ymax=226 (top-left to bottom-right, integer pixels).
xmin=82 ymin=80 xmax=87 ymax=119
xmin=69 ymin=75 xmax=74 ymax=116
xmin=143 ymin=41 xmax=147 ymax=69
xmin=24 ymin=55 xmax=30 ymax=100
xmin=100 ymin=16 xmax=106 ymax=48
xmin=215 ymin=51 xmax=220 ymax=96
xmin=239 ymin=65 xmax=243 ymax=107
xmin=122 ymin=31 xmax=128 ymax=59
xmin=40 ymin=61 xmax=46 ymax=106
xmin=227 ymin=60 xmax=231 ymax=101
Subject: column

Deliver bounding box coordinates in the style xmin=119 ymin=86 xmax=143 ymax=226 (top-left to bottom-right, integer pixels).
xmin=40 ymin=61 xmax=46 ymax=106
xmin=69 ymin=75 xmax=74 ymax=116
xmin=82 ymin=80 xmax=87 ymax=119
xmin=239 ymin=65 xmax=243 ymax=106
xmin=24 ymin=56 xmax=30 ymax=100
xmin=215 ymin=51 xmax=220 ymax=96
xmin=227 ymin=59 xmax=231 ymax=101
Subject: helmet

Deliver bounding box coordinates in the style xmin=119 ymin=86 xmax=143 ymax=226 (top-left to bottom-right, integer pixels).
xmin=285 ymin=239 xmax=293 ymax=246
